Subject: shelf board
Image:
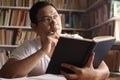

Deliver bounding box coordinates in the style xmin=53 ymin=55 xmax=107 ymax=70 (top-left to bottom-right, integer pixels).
xmin=88 ymin=17 xmax=120 ymax=31
xmin=86 ymin=0 xmax=103 ymax=11
xmin=0 ymin=26 xmax=89 ymax=31
xmin=0 ymin=45 xmax=18 ymax=51
xmin=0 ymin=26 xmax=31 ymax=30
xmin=62 ymin=28 xmax=87 ymax=31
xmin=0 ymin=6 xmax=30 ymax=10
xmin=0 ymin=6 xmax=85 ymax=13
xmin=58 ymin=9 xmax=85 ymax=13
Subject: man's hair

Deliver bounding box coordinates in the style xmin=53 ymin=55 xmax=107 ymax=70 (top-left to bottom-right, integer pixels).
xmin=29 ymin=1 xmax=57 ymax=24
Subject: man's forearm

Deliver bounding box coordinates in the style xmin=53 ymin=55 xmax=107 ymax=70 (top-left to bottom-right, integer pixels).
xmin=95 ymin=61 xmax=110 ymax=80
xmin=0 ymin=49 xmax=45 ymax=78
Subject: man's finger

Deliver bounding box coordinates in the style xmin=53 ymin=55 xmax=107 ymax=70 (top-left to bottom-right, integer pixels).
xmin=61 ymin=63 xmax=82 ymax=74
xmin=85 ymin=52 xmax=95 ymax=68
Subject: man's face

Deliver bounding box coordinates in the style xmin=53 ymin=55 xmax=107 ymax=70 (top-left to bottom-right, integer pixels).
xmin=32 ymin=5 xmax=62 ymax=37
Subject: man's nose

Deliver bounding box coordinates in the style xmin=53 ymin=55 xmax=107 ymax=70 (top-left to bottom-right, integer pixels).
xmin=50 ymin=20 xmax=57 ymax=32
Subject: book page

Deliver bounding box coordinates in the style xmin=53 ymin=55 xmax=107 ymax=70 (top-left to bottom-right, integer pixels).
xmin=60 ymin=33 xmax=94 ymax=42
xmin=29 ymin=74 xmax=66 ymax=80
xmin=60 ymin=33 xmax=83 ymax=39
xmin=0 ymin=74 xmax=66 ymax=80
xmin=93 ymin=36 xmax=116 ymax=42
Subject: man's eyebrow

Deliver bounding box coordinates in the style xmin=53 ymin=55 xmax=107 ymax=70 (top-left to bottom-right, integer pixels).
xmin=52 ymin=12 xmax=57 ymax=14
xmin=38 ymin=16 xmax=51 ymax=19
xmin=38 ymin=12 xmax=58 ymax=19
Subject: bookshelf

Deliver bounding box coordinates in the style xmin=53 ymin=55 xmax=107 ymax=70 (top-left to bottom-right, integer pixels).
xmin=0 ymin=0 xmax=86 ymax=45
xmin=86 ymin=0 xmax=120 ymax=39
xmin=86 ymin=0 xmax=120 ymax=73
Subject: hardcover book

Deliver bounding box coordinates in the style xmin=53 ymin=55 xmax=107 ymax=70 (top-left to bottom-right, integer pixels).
xmin=46 ymin=36 xmax=115 ymax=74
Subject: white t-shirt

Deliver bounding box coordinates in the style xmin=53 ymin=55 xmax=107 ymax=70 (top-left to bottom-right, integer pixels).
xmin=10 ymin=34 xmax=83 ymax=76
xmin=10 ymin=37 xmax=50 ymax=76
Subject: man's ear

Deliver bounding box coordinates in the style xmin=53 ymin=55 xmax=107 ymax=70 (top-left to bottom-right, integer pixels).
xmin=31 ymin=23 xmax=37 ymax=32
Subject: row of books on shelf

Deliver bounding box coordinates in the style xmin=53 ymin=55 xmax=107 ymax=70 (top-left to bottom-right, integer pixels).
xmin=61 ymin=13 xmax=83 ymax=29
xmin=0 ymin=8 xmax=83 ymax=28
xmin=0 ymin=0 xmax=85 ymax=10
xmin=0 ymin=20 xmax=120 ymax=45
xmin=0 ymin=29 xmax=37 ymax=45
xmin=88 ymin=0 xmax=120 ymax=28
xmin=0 ymin=9 xmax=30 ymax=26
xmin=0 ymin=0 xmax=29 ymax=7
xmin=0 ymin=50 xmax=10 ymax=69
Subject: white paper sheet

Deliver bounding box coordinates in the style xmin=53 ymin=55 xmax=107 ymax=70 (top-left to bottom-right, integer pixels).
xmin=0 ymin=74 xmax=66 ymax=80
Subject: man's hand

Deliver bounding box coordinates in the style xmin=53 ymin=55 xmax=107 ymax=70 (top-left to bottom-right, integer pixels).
xmin=40 ymin=32 xmax=60 ymax=55
xmin=61 ymin=53 xmax=110 ymax=80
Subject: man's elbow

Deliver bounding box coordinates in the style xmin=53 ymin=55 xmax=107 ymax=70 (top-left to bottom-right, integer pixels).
xmin=106 ymin=69 xmax=110 ymax=78
xmin=0 ymin=70 xmax=26 ymax=78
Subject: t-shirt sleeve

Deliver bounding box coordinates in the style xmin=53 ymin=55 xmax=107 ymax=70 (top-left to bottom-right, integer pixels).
xmin=10 ymin=41 xmax=33 ymax=60
xmin=10 ymin=38 xmax=41 ymax=60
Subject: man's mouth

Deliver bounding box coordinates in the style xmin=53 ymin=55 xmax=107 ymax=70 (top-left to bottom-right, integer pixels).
xmin=50 ymin=31 xmax=55 ymax=34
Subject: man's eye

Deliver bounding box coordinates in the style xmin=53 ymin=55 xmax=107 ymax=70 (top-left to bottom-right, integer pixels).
xmin=53 ymin=15 xmax=58 ymax=19
xmin=45 ymin=17 xmax=52 ymax=22
xmin=46 ymin=18 xmax=51 ymax=21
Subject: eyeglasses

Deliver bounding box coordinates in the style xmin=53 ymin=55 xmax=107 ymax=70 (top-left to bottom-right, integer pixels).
xmin=37 ymin=14 xmax=60 ymax=25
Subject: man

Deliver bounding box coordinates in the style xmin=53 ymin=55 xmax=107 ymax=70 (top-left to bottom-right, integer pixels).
xmin=0 ymin=1 xmax=110 ymax=80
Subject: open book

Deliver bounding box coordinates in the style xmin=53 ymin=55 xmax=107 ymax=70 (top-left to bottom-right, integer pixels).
xmin=46 ymin=36 xmax=116 ymax=74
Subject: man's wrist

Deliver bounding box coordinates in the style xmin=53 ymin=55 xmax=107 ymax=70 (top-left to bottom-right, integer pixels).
xmin=94 ymin=70 xmax=110 ymax=80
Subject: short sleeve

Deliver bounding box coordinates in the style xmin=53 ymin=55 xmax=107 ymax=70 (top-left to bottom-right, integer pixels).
xmin=10 ymin=38 xmax=41 ymax=60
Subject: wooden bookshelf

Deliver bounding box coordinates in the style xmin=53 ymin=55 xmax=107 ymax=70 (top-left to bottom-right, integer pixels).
xmin=86 ymin=0 xmax=120 ymax=73
xmin=0 ymin=45 xmax=18 ymax=51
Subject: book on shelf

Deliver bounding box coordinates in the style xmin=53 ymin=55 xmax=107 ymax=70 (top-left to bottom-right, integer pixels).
xmin=46 ymin=36 xmax=115 ymax=74
xmin=10 ymin=9 xmax=19 ymax=26
xmin=16 ymin=10 xmax=24 ymax=26
xmin=0 ymin=29 xmax=5 ymax=45
xmin=5 ymin=29 xmax=14 ymax=45
xmin=4 ymin=9 xmax=11 ymax=26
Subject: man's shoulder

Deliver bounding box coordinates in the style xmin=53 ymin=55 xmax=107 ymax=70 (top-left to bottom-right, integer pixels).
xmin=23 ymin=37 xmax=41 ymax=46
xmin=16 ymin=37 xmax=41 ymax=51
